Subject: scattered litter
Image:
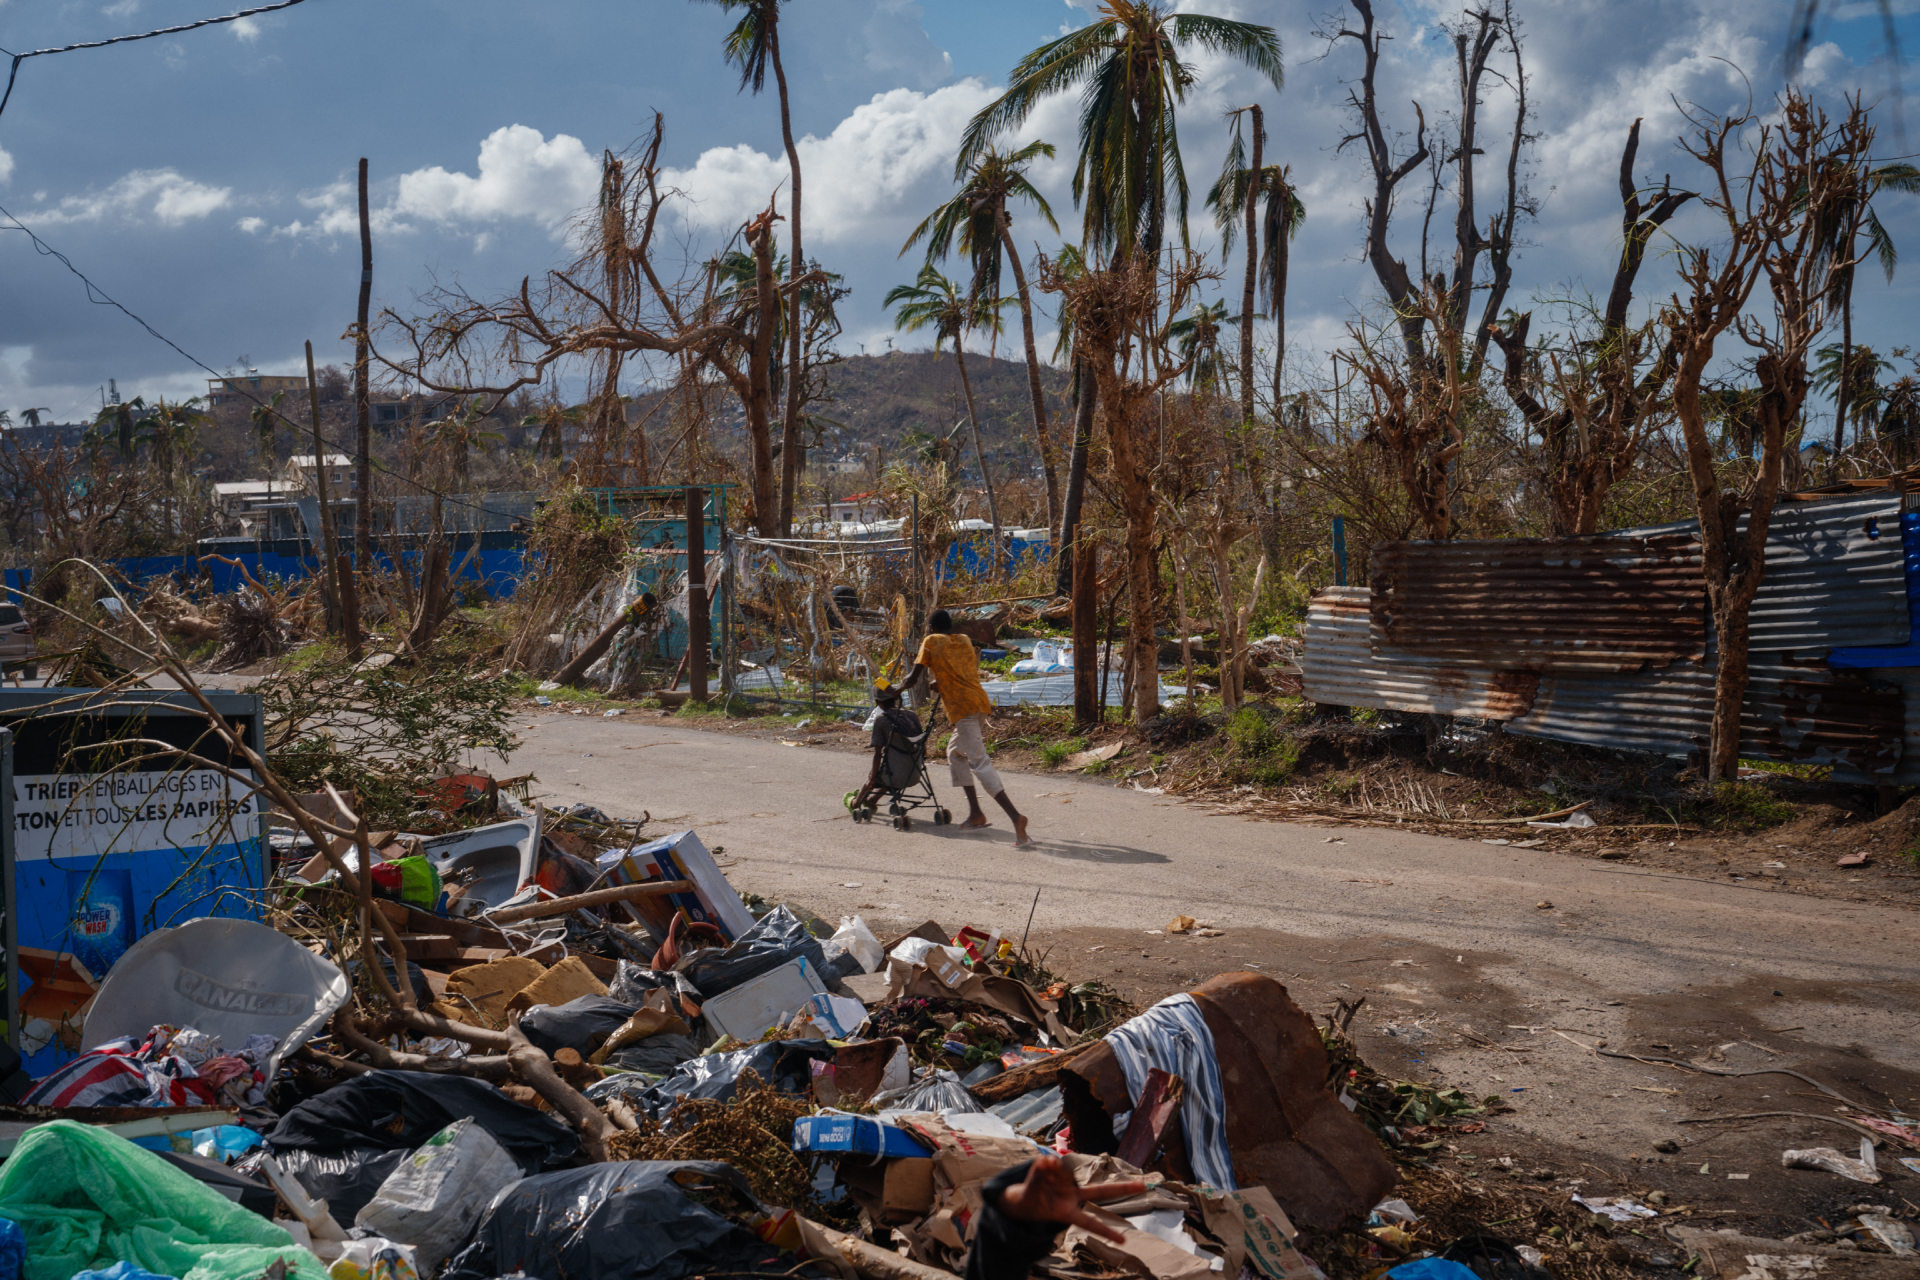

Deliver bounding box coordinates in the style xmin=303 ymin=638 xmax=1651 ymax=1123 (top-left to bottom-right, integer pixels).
xmin=1782 ymin=1139 xmax=1880 ymax=1183
xmin=1859 ymin=1213 xmax=1917 ymax=1257
xmin=1535 ymin=901 xmax=1553 ymax=910
xmin=1572 ymin=1194 xmax=1659 ymax=1221
xmin=1064 ymin=742 xmax=1125 ymax=769
xmin=601 ymin=708 xmax=622 ymax=717
xmin=1527 ymin=810 xmax=1598 ymax=830
xmin=534 ymin=696 xmax=551 ymax=706
xmin=1837 ymin=851 xmax=1872 ymax=867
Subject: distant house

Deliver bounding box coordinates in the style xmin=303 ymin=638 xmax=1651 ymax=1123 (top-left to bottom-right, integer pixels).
xmin=207 ymin=373 xmax=307 ymax=409
xmin=822 ymin=453 xmax=866 ymax=477
xmin=212 ymin=479 xmax=298 ymax=536
xmin=286 ymin=453 xmax=355 ymax=495
xmin=814 ymin=493 xmax=887 ymax=524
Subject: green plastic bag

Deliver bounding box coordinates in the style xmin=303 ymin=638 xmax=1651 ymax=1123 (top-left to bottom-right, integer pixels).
xmin=0 ymin=1120 xmax=324 ymax=1280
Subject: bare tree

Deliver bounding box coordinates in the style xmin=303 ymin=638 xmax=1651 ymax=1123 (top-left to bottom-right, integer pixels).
xmin=1664 ymin=93 xmax=1872 ymax=780
xmin=1490 ymin=119 xmax=1694 ymax=534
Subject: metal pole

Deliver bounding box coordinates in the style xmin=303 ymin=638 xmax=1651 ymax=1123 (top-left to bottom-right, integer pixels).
xmin=686 ymin=486 xmax=709 ymax=702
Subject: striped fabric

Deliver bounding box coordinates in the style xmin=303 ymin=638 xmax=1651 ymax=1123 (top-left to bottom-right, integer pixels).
xmin=1103 ymin=993 xmax=1236 ymax=1190
xmin=23 ymin=1031 xmax=220 ymax=1108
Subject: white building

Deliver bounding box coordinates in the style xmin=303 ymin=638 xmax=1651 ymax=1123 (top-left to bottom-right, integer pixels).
xmin=286 ymin=453 xmax=355 ymax=495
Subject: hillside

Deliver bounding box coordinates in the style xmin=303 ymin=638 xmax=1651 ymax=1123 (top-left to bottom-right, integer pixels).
xmin=816 ymin=350 xmax=1073 ymax=458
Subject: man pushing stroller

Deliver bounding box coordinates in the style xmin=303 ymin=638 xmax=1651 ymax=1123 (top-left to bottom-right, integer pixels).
xmin=904 ymin=609 xmax=1032 ymax=847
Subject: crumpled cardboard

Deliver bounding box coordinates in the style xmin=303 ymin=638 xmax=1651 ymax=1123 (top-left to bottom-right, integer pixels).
xmin=438 ymin=956 xmax=547 ymax=1026
xmin=1189 ymin=1185 xmax=1323 ymax=1279
xmin=504 ymin=955 xmax=606 ymax=1016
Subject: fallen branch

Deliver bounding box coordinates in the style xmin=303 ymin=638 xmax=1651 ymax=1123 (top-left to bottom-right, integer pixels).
xmin=334 ymin=1010 xmax=512 ymax=1081
xmin=485 ymin=879 xmax=694 ymax=925
xmin=1593 ymin=1048 xmax=1880 ymax=1114
xmin=505 ymin=1018 xmax=617 ymax=1163
xmin=1677 ymin=1111 xmax=1902 ymax=1144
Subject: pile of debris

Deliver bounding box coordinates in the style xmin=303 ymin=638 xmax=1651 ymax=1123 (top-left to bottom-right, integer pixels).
xmin=7 ymin=797 xmax=1758 ymax=1280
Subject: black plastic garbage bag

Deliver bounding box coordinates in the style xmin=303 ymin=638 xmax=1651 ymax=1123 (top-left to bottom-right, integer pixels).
xmin=237 ymin=1147 xmax=409 ymax=1223
xmin=518 ymin=994 xmax=639 ymax=1057
xmin=266 ymin=1070 xmax=578 ymax=1173
xmin=679 ymin=905 xmax=827 ymax=997
xmin=1439 ymin=1235 xmax=1553 ymax=1280
xmin=440 ymin=1160 xmax=814 ymax=1280
xmin=606 ymin=1032 xmax=701 ymax=1077
xmin=612 ymin=1039 xmax=836 ymax=1121
xmin=608 ymin=961 xmax=702 ymax=1006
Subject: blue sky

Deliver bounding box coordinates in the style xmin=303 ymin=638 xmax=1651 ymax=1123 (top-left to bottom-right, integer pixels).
xmin=3 ymin=0 xmax=1918 ymax=429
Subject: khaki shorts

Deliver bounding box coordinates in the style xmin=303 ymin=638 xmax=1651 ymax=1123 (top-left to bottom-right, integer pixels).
xmin=946 ymin=714 xmax=1003 ymax=796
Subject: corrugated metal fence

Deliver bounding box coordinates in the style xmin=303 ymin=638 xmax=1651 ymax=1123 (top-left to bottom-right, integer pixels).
xmin=1303 ymin=493 xmax=1915 ymax=775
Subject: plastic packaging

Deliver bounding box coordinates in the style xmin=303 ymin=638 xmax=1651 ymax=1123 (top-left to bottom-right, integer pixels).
xmin=326 ymin=1239 xmax=419 ymax=1280
xmin=440 ymin=1161 xmax=788 ymax=1280
xmin=69 ymin=1264 xmax=174 ymax=1280
xmin=680 ymin=905 xmax=828 ymax=998
xmin=0 ymin=1120 xmax=322 ymax=1280
xmin=883 ymin=1068 xmax=983 ymax=1115
xmin=192 ymin=1125 xmax=264 ymax=1163
xmin=1782 ymin=1139 xmax=1881 ymax=1183
xmin=354 ymin=1120 xmax=522 ymax=1271
xmin=829 ymin=916 xmax=883 ymax=973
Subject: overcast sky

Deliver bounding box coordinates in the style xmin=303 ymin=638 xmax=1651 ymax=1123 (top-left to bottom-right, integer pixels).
xmin=2 ymin=0 xmax=1917 ymax=431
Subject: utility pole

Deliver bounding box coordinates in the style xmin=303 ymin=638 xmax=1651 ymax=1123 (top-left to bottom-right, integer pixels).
xmin=686 ymin=486 xmax=709 ymax=703
xmin=354 ymin=158 xmax=373 ymax=569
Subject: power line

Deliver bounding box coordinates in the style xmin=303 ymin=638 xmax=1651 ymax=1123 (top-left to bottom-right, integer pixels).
xmin=0 ymin=0 xmax=312 ymax=124
xmin=0 ymin=200 xmax=510 ymax=520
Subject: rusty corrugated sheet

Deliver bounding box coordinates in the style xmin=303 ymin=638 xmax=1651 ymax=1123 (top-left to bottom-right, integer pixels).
xmin=1369 ymin=533 xmax=1705 ymax=672
xmin=1303 ymin=587 xmax=1538 ymax=718
xmin=1506 ymin=653 xmax=1904 ymax=771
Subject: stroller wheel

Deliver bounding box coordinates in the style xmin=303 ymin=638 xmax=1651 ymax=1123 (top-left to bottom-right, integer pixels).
xmin=934 ymin=807 xmax=952 ymax=825
xmin=890 ymin=814 xmax=906 ymax=830
xmin=899 ymin=814 xmax=913 ymax=830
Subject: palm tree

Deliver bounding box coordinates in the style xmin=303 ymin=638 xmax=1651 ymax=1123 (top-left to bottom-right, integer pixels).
xmin=904 ymin=140 xmax=1066 ymax=536
xmin=1049 ymin=245 xmax=1097 ymax=597
xmin=1207 ymin=156 xmax=1304 ymax=414
xmin=958 ymin=1 xmax=1282 ymax=262
xmin=1807 ymin=159 xmax=1920 ymax=450
xmin=886 ymin=265 xmax=1012 ymax=570
xmin=134 ymin=397 xmax=208 ymax=541
xmin=1167 ymin=300 xmax=1230 ymax=390
xmin=691 ymin=0 xmax=807 ymax=534
xmin=1813 ymin=342 xmax=1894 ymax=443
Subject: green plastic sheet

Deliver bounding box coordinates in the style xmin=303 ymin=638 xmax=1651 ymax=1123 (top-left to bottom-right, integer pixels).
xmin=0 ymin=1120 xmax=324 ymax=1280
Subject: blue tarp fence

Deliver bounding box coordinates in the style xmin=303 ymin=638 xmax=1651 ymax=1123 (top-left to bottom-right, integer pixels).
xmin=3 ymin=532 xmax=528 ymax=603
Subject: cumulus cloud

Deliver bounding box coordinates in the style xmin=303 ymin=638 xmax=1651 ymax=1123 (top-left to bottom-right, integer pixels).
xmin=236 ymin=215 xmax=265 ymax=234
xmin=394 ymin=125 xmax=599 ymax=231
xmin=0 ymin=145 xmax=13 ymax=187
xmin=31 ymin=168 xmax=230 ymax=226
xmin=230 ymin=15 xmax=261 ymax=41
xmin=659 ymin=80 xmax=1014 ymax=244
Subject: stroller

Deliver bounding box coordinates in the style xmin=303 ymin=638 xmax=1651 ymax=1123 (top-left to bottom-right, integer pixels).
xmin=851 ymin=704 xmax=952 ymax=830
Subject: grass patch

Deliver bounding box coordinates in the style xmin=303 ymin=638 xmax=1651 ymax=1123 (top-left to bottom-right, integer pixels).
xmin=1351 ymin=706 xmax=1382 ymax=727
xmin=1038 ymin=737 xmax=1087 ymax=768
xmin=1322 ymin=773 xmax=1360 ymax=800
xmin=1224 ymin=706 xmax=1302 ymax=787
xmin=1710 ymin=780 xmax=1796 ymax=831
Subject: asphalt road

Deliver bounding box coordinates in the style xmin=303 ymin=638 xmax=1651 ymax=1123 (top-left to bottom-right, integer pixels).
xmin=511 ymin=710 xmax=1915 ymax=998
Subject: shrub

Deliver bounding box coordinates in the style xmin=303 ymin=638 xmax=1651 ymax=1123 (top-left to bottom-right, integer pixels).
xmin=1039 ymin=737 xmax=1087 ymax=768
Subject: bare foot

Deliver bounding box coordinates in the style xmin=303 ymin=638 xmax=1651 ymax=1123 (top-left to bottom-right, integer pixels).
xmin=962 ymin=815 xmax=992 ymax=829
xmin=1012 ymin=815 xmax=1033 ymax=847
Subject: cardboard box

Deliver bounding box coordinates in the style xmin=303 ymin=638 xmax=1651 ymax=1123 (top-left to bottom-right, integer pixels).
xmin=597 ymin=830 xmax=755 ymax=942
xmin=792 ymin=1114 xmax=934 ymax=1159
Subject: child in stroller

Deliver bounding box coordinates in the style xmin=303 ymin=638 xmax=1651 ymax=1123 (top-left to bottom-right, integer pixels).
xmin=844 ymin=678 xmax=952 ymax=829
